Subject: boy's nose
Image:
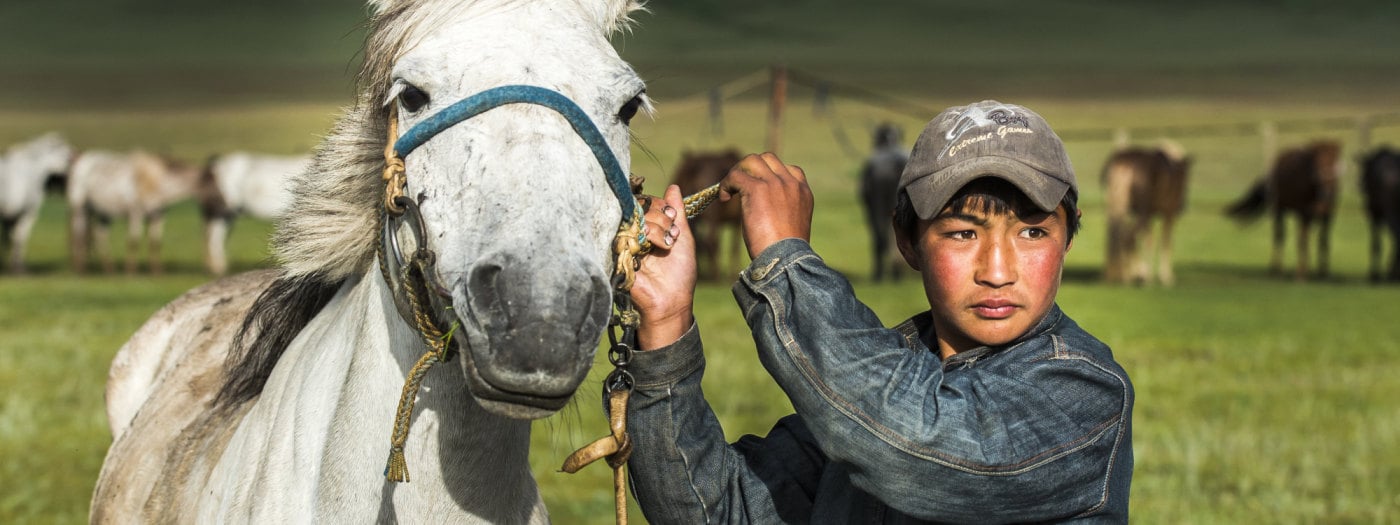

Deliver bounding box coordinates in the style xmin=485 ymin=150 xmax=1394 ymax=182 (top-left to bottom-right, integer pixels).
xmin=976 ymin=238 xmax=1017 ymax=287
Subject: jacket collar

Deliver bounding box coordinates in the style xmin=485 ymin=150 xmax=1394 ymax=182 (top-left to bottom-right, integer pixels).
xmin=896 ymin=304 xmax=1064 ymax=364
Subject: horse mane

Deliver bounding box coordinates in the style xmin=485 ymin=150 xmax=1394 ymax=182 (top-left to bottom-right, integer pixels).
xmin=213 ymin=275 xmax=342 ymax=409
xmin=215 ymin=0 xmax=647 ymax=410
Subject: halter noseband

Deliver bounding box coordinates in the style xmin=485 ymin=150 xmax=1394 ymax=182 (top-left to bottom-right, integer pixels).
xmin=393 ymin=84 xmax=640 ymax=221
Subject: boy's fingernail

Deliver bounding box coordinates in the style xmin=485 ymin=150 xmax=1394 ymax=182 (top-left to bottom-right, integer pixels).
xmin=663 ymin=206 xmax=676 ymax=218
xmin=669 ymin=224 xmax=680 ymax=236
xmin=664 ymin=234 xmax=674 ymax=246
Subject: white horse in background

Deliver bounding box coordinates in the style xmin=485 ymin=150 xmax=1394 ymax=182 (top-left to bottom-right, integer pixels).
xmin=67 ymin=150 xmax=203 ymax=274
xmin=92 ymin=0 xmax=648 ymax=522
xmin=0 ymin=132 xmax=73 ymax=273
xmin=199 ymin=152 xmax=308 ymax=275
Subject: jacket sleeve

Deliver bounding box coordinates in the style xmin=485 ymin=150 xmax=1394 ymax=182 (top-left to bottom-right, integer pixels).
xmin=733 ymin=239 xmax=1132 ymax=522
xmin=625 ymin=323 xmax=828 ymax=524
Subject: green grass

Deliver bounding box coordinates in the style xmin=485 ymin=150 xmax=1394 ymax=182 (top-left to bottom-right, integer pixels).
xmin=5 ymin=1 xmax=1400 ymax=523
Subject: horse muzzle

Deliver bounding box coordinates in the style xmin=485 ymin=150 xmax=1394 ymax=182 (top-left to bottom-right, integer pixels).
xmin=455 ymin=250 xmax=610 ymax=419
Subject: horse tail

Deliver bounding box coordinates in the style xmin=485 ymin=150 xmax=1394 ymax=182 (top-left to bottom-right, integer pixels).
xmin=1225 ymin=179 xmax=1270 ymax=223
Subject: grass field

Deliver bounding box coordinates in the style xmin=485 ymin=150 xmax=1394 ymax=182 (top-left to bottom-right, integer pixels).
xmin=3 ymin=1 xmax=1400 ymax=523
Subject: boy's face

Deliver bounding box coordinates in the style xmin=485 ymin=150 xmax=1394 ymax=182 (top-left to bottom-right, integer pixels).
xmin=897 ymin=195 xmax=1073 ymax=358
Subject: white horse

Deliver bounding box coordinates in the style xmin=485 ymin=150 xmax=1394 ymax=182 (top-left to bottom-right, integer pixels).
xmin=0 ymin=132 xmax=73 ymax=273
xmin=68 ymin=150 xmax=203 ymax=274
xmin=199 ymin=152 xmax=308 ymax=275
xmin=92 ymin=0 xmax=648 ymax=522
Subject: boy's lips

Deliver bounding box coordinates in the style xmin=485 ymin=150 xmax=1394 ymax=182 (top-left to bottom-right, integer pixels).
xmin=972 ymin=299 xmax=1018 ymax=319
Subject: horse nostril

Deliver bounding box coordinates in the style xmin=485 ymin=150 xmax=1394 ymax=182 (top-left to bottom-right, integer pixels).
xmin=466 ymin=258 xmax=507 ymax=330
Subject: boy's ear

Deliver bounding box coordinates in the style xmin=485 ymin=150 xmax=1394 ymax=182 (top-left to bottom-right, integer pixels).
xmin=1067 ymin=208 xmax=1083 ymax=251
xmin=894 ymin=217 xmax=922 ymax=272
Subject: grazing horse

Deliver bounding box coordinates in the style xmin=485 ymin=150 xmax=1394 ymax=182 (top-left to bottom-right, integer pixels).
xmin=859 ymin=122 xmax=908 ymax=281
xmin=1101 ymin=141 xmax=1192 ymax=286
xmin=198 ymin=152 xmax=309 ymax=275
xmin=91 ymin=0 xmax=649 ymax=523
xmin=1226 ymin=140 xmax=1343 ymax=281
xmin=0 ymin=132 xmax=73 ymax=273
xmin=670 ymin=149 xmax=742 ymax=280
xmin=1361 ymin=147 xmax=1400 ymax=281
xmin=67 ymin=150 xmax=203 ymax=274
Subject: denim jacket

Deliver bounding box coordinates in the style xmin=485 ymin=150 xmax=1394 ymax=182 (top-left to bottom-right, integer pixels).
xmin=626 ymin=239 xmax=1133 ymax=524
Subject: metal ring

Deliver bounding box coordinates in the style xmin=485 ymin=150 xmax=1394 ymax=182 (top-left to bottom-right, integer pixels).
xmin=608 ymin=343 xmax=632 ymax=368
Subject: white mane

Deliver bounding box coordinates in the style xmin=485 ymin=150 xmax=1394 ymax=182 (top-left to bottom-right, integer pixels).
xmin=275 ymin=0 xmax=646 ymax=281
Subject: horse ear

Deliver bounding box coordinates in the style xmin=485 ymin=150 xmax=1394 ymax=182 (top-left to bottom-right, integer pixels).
xmin=602 ymin=0 xmax=647 ymax=34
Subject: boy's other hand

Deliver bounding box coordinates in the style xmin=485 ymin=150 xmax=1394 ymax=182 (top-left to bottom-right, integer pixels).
xmin=719 ymin=153 xmax=814 ymax=259
xmin=632 ymin=184 xmax=696 ymax=350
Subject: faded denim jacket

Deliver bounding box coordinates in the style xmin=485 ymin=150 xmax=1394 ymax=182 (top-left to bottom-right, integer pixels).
xmin=626 ymin=239 xmax=1134 ymax=524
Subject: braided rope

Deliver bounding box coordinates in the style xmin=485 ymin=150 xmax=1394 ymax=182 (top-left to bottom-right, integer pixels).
xmin=382 ymin=107 xmax=407 ymax=216
xmin=383 ymin=241 xmax=459 ymax=483
xmin=682 ymin=183 xmax=723 ymax=219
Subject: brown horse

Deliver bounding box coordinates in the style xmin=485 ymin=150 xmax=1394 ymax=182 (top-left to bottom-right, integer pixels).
xmin=1361 ymin=146 xmax=1400 ymax=281
xmin=1101 ymin=142 xmax=1191 ymax=286
xmin=67 ymin=150 xmax=205 ymax=274
xmin=670 ymin=149 xmax=743 ymax=281
xmin=1226 ymin=140 xmax=1343 ymax=281
xmin=860 ymin=123 xmax=908 ymax=282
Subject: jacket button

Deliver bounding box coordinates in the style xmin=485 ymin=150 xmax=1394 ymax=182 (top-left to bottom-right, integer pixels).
xmin=750 ymin=258 xmax=780 ymax=280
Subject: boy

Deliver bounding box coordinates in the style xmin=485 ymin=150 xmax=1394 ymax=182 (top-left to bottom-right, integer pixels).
xmin=628 ymin=100 xmax=1133 ymax=523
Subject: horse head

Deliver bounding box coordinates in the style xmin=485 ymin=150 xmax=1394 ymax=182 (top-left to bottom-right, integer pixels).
xmin=18 ymin=132 xmax=74 ymax=183
xmin=276 ymin=0 xmax=650 ymax=420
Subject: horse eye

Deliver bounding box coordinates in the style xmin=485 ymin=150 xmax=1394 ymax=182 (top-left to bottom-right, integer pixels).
xmin=398 ymin=85 xmax=430 ymax=113
xmin=618 ymin=94 xmax=644 ymax=126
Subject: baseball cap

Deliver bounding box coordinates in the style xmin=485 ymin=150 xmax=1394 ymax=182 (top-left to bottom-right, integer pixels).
xmin=897 ymin=100 xmax=1077 ymax=219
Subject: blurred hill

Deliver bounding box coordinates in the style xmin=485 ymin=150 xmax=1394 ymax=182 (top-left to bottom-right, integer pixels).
xmin=2 ymin=0 xmax=1398 ymax=108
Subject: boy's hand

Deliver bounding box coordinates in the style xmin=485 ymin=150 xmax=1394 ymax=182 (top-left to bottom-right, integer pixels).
xmin=719 ymin=153 xmax=813 ymax=258
xmin=631 ymin=184 xmax=696 ymax=350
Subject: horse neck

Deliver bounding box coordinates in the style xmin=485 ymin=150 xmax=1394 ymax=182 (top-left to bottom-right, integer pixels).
xmin=218 ymin=267 xmax=543 ymax=521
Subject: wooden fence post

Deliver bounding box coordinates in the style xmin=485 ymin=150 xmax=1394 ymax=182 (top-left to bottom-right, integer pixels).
xmin=1357 ymin=115 xmax=1375 ymax=153
xmin=1113 ymin=127 xmax=1131 ymax=149
xmin=1259 ymin=120 xmax=1278 ymax=169
xmin=708 ymin=87 xmax=723 ymax=137
xmin=766 ymin=65 xmax=788 ymax=155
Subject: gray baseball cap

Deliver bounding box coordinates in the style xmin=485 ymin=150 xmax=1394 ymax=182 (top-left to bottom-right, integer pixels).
xmin=898 ymin=100 xmax=1076 ymax=219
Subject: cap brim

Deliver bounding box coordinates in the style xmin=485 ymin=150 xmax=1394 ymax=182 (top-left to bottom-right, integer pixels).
xmin=905 ymin=155 xmax=1071 ymax=220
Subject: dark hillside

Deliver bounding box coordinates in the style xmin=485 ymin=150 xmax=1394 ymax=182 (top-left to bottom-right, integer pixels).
xmin=2 ymin=0 xmax=1397 ymax=106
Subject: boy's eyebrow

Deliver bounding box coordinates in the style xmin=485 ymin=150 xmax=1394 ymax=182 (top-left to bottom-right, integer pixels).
xmin=933 ymin=212 xmax=989 ymax=226
xmin=935 ymin=209 xmax=1062 ymax=227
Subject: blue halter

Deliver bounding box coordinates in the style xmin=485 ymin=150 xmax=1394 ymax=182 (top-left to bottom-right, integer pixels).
xmin=393 ymin=84 xmax=639 ymax=223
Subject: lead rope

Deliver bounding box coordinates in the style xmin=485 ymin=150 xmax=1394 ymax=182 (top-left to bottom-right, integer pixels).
xmin=379 ymin=106 xmax=464 ymax=483
xmin=562 ymin=183 xmax=720 ymax=525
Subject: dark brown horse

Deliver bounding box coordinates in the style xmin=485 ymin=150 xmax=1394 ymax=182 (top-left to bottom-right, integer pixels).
xmin=671 ymin=149 xmax=743 ymax=281
xmin=1361 ymin=146 xmax=1400 ymax=281
xmin=860 ymin=123 xmax=908 ymax=282
xmin=1101 ymin=142 xmax=1191 ymax=286
xmin=1226 ymin=140 xmax=1343 ymax=281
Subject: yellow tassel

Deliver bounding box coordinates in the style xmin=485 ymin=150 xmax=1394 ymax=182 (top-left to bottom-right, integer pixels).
xmin=385 ymin=446 xmax=409 ymax=483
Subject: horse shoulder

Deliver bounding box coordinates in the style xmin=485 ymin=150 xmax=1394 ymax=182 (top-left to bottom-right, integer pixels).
xmin=106 ymin=269 xmax=278 ymax=436
xmin=93 ymin=270 xmax=278 ymax=523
